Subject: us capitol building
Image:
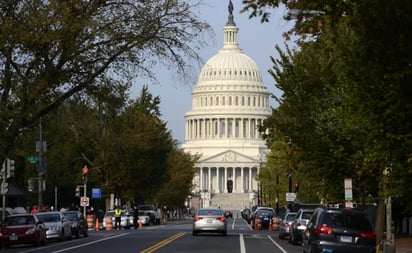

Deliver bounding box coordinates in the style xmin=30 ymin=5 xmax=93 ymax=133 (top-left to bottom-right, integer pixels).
xmin=182 ymin=1 xmax=271 ymax=210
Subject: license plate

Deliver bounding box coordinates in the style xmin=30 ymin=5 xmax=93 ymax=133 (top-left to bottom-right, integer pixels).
xmin=263 ymin=217 xmax=269 ymax=220
xmin=340 ymin=235 xmax=352 ymax=243
xmin=206 ymin=219 xmax=212 ymax=223
xmin=9 ymin=235 xmax=18 ymax=241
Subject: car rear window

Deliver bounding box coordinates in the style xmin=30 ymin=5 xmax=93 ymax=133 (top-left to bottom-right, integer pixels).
xmin=198 ymin=210 xmax=222 ymax=216
xmin=325 ymin=212 xmax=373 ymax=231
xmin=286 ymin=214 xmax=296 ymax=221
xmin=302 ymin=212 xmax=313 ymax=219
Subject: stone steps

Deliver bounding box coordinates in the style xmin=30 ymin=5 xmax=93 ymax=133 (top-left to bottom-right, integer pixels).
xmin=210 ymin=193 xmax=252 ymax=211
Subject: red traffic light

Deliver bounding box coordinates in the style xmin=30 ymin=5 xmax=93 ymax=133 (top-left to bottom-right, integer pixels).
xmin=294 ymin=182 xmax=299 ymax=192
xmin=82 ymin=166 xmax=88 ymax=176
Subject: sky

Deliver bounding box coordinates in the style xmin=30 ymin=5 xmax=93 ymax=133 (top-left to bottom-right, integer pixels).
xmin=133 ymin=0 xmax=295 ymax=145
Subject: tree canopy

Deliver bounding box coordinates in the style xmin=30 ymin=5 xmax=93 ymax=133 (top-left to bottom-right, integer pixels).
xmin=243 ymin=0 xmax=412 ymax=241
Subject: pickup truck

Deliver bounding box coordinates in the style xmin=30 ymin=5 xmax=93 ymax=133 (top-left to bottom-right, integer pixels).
xmin=137 ymin=205 xmax=161 ymax=225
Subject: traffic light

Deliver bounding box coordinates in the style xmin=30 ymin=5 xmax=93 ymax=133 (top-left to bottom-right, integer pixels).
xmin=6 ymin=159 xmax=15 ymax=178
xmin=294 ymin=182 xmax=299 ymax=193
xmin=28 ymin=178 xmax=35 ymax=192
xmin=1 ymin=182 xmax=8 ymax=194
xmin=82 ymin=165 xmax=88 ymax=183
xmin=75 ymin=186 xmax=81 ymax=197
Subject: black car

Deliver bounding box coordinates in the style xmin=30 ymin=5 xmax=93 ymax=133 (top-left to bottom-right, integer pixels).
xmin=62 ymin=211 xmax=88 ymax=238
xmin=302 ymin=207 xmax=376 ymax=253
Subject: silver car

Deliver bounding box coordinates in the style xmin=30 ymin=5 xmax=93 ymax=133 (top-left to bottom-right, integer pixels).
xmin=36 ymin=212 xmax=72 ymax=240
xmin=192 ymin=208 xmax=227 ymax=236
xmin=279 ymin=212 xmax=296 ymax=239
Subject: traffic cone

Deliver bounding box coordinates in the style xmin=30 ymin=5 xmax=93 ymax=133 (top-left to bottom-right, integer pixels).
xmin=138 ymin=219 xmax=143 ymax=229
xmin=269 ymin=218 xmax=273 ymax=231
xmin=95 ymin=218 xmax=99 ymax=231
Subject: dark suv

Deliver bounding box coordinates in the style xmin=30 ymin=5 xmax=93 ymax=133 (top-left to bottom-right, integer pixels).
xmin=301 ymin=207 xmax=376 ymax=253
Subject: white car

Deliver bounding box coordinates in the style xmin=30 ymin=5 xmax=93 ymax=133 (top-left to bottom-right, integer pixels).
xmin=102 ymin=210 xmax=131 ymax=229
xmin=36 ymin=212 xmax=72 ymax=240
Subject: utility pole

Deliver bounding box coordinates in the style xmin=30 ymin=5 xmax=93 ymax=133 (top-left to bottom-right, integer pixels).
xmin=37 ymin=118 xmax=46 ymax=211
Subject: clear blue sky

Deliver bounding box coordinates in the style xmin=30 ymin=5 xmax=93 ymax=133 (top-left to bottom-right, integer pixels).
xmin=133 ymin=1 xmax=294 ymax=145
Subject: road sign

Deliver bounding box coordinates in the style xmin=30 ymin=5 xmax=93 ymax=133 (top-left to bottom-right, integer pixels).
xmin=344 ymin=178 xmax=353 ymax=208
xmin=286 ymin=192 xmax=296 ymax=202
xmin=80 ymin=197 xmax=89 ymax=207
xmin=27 ymin=156 xmax=39 ymax=164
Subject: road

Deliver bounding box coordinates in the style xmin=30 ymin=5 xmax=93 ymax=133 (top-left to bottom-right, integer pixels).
xmin=4 ymin=218 xmax=302 ymax=253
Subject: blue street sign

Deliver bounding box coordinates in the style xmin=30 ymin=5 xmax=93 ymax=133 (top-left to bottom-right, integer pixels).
xmin=91 ymin=188 xmax=102 ymax=199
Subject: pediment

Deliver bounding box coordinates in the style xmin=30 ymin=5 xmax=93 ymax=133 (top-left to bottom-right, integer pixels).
xmin=199 ymin=150 xmax=258 ymax=164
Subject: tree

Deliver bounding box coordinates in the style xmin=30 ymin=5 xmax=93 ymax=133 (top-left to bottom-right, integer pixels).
xmin=0 ymin=0 xmax=212 ymax=165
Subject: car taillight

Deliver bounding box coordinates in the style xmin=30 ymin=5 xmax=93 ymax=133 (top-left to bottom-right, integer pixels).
xmin=194 ymin=217 xmax=203 ymax=222
xmin=360 ymin=231 xmax=376 ymax=239
xmin=216 ymin=217 xmax=225 ymax=223
xmin=315 ymin=225 xmax=334 ymax=235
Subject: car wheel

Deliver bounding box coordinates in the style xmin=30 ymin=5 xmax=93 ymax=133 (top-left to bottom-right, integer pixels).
xmin=192 ymin=230 xmax=198 ymax=236
xmin=279 ymin=233 xmax=284 ymax=239
xmin=84 ymin=230 xmax=88 ymax=237
xmin=75 ymin=228 xmax=80 ymax=239
xmin=33 ymin=232 xmax=41 ymax=246
xmin=222 ymin=230 xmax=227 ymax=236
xmin=290 ymin=231 xmax=297 ymax=245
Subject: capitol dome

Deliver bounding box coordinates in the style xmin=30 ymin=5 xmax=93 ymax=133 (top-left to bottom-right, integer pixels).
xmin=197 ymin=12 xmax=263 ymax=85
xmin=182 ymin=1 xmax=270 ymax=205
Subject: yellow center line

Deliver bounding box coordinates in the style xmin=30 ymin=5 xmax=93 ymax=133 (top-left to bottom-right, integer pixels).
xmin=140 ymin=232 xmax=185 ymax=253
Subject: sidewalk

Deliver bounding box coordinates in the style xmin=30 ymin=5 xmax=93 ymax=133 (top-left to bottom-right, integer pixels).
xmin=396 ymin=237 xmax=412 ymax=253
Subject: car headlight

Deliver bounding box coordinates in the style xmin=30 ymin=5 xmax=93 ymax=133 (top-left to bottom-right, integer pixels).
xmin=26 ymin=228 xmax=36 ymax=235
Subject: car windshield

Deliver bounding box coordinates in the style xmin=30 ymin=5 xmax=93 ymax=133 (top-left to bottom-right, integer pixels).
xmin=4 ymin=216 xmax=34 ymax=226
xmin=326 ymin=213 xmax=373 ymax=231
xmin=197 ymin=210 xmax=222 ymax=216
xmin=37 ymin=213 xmax=61 ymax=222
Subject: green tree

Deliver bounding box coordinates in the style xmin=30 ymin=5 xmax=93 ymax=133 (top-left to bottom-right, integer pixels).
xmin=0 ymin=0 xmax=211 ymax=164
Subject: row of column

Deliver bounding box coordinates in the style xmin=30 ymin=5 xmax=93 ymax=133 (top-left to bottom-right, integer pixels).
xmin=185 ymin=117 xmax=264 ymax=140
xmin=194 ymin=167 xmax=259 ymax=193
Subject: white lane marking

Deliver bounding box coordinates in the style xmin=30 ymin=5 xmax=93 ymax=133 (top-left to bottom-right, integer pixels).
xmin=240 ymin=234 xmax=246 ymax=253
xmin=51 ymin=233 xmax=128 ymax=253
xmin=267 ymin=235 xmax=288 ymax=253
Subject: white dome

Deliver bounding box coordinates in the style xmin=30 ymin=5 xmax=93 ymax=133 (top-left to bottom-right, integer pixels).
xmin=199 ymin=50 xmax=263 ymax=83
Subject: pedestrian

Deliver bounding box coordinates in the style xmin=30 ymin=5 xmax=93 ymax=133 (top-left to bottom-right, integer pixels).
xmin=114 ymin=206 xmax=122 ymax=230
xmin=133 ymin=206 xmax=139 ymax=230
xmin=30 ymin=205 xmax=39 ymax=214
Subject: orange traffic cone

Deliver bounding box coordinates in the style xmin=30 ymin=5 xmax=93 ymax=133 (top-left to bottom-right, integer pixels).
xmin=95 ymin=219 xmax=99 ymax=231
xmin=138 ymin=219 xmax=143 ymax=229
xmin=269 ymin=218 xmax=273 ymax=231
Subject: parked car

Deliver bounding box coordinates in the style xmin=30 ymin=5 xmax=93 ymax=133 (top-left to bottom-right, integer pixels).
xmin=224 ymin=210 xmax=233 ymax=219
xmin=289 ymin=208 xmax=314 ymax=245
xmin=102 ymin=210 xmax=132 ymax=229
xmin=251 ymin=209 xmax=275 ymax=229
xmin=302 ymin=207 xmax=376 ymax=253
xmin=192 ymin=208 xmax=227 ymax=236
xmin=62 ymin=211 xmax=88 ymax=238
xmin=279 ymin=212 xmax=297 ymax=239
xmin=137 ymin=205 xmax=161 ymax=225
xmin=0 ymin=214 xmax=46 ymax=247
xmin=36 ymin=212 xmax=72 ymax=240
